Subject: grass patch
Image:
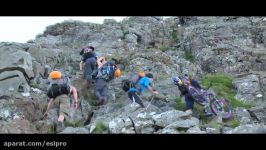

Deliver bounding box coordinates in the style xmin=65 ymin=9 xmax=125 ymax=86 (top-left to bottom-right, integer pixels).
xmin=171 ymin=30 xmax=179 ymax=44
xmin=200 ymin=73 xmax=254 ymax=108
xmin=206 ymin=122 xmax=223 ymax=130
xmin=159 ymin=45 xmax=168 ymax=52
xmin=183 ymin=49 xmax=194 ymax=63
xmin=30 ymin=82 xmax=39 ymax=89
xmin=144 ymin=48 xmax=151 ymax=52
xmin=84 ymin=89 xmax=97 ymax=106
xmin=92 ymin=121 xmax=108 ymax=134
xmin=176 ymin=127 xmax=188 ymax=133
xmin=223 ymin=119 xmax=240 ymax=128
xmin=175 ymin=97 xmax=186 ymax=111
xmin=64 ymin=119 xmax=85 ymax=128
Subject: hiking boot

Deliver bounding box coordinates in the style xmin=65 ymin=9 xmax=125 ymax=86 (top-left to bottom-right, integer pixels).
xmin=135 ymin=100 xmax=145 ymax=108
xmin=56 ymin=121 xmax=65 ymax=133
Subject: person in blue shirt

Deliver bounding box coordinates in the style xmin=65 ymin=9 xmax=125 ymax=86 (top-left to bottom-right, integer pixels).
xmin=127 ymin=73 xmax=158 ymax=108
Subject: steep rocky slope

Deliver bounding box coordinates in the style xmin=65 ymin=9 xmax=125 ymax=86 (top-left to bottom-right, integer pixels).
xmin=1 ymin=16 xmax=266 ymax=133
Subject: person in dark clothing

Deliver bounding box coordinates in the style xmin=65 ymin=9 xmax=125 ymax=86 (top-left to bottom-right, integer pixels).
xmin=94 ymin=77 xmax=108 ymax=106
xmin=172 ymin=75 xmax=212 ymax=116
xmin=93 ymin=57 xmax=121 ymax=106
xmin=79 ymin=46 xmax=97 ymax=82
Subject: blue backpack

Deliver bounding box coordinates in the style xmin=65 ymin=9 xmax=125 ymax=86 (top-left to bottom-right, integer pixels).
xmin=94 ymin=61 xmax=117 ymax=82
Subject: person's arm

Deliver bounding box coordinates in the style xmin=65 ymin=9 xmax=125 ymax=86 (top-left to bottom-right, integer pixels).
xmin=43 ymin=98 xmax=56 ymax=117
xmin=148 ymin=86 xmax=158 ymax=94
xmin=97 ymin=57 xmax=106 ymax=68
xmin=80 ymin=49 xmax=84 ymax=55
xmin=70 ymin=86 xmax=78 ymax=111
xmin=178 ymin=86 xmax=186 ymax=97
xmin=144 ymin=79 xmax=158 ymax=94
xmin=79 ymin=61 xmax=84 ymax=71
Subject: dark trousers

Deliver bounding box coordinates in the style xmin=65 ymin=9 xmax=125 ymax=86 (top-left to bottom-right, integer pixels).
xmin=84 ymin=57 xmax=97 ymax=81
xmin=94 ymin=78 xmax=108 ymax=104
xmin=128 ymin=91 xmax=145 ymax=108
xmin=185 ymin=93 xmax=195 ymax=110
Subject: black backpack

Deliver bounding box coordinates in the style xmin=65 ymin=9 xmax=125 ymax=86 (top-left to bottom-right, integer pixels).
xmin=122 ymin=79 xmax=133 ymax=92
xmin=47 ymin=77 xmax=71 ymax=99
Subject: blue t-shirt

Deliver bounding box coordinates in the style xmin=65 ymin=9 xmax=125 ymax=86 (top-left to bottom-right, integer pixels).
xmin=136 ymin=76 xmax=151 ymax=92
xmin=127 ymin=76 xmax=151 ymax=94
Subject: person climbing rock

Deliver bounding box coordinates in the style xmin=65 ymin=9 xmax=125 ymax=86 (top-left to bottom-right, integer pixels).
xmin=43 ymin=71 xmax=78 ymax=132
xmin=124 ymin=72 xmax=158 ymax=108
xmin=172 ymin=74 xmax=212 ymax=117
xmin=93 ymin=56 xmax=121 ymax=106
xmin=78 ymin=46 xmax=98 ymax=97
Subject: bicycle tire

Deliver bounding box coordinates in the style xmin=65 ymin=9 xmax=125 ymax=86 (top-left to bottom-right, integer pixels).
xmin=210 ymin=98 xmax=233 ymax=119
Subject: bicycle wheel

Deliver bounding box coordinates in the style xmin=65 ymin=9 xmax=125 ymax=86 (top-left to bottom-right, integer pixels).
xmin=210 ymin=98 xmax=233 ymax=119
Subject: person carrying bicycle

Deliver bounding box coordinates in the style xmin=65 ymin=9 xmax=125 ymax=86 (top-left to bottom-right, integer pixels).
xmin=172 ymin=74 xmax=212 ymax=117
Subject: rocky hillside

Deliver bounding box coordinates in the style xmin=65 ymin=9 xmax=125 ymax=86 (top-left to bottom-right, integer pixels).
xmin=1 ymin=16 xmax=266 ymax=133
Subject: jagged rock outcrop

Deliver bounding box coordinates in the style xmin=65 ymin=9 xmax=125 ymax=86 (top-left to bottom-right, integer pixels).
xmin=233 ymin=74 xmax=263 ymax=102
xmin=0 ymin=43 xmax=34 ymax=97
xmin=1 ymin=16 xmax=266 ymax=133
xmin=225 ymin=124 xmax=266 ymax=133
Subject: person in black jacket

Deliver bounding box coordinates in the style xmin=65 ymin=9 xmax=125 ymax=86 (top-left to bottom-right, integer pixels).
xmin=79 ymin=46 xmax=97 ymax=95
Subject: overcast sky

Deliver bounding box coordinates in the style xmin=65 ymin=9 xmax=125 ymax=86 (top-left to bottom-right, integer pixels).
xmin=0 ymin=17 xmax=126 ymax=43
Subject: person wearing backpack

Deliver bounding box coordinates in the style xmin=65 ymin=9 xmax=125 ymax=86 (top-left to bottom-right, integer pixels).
xmin=93 ymin=56 xmax=121 ymax=106
xmin=80 ymin=46 xmax=98 ymax=82
xmin=172 ymin=75 xmax=212 ymax=116
xmin=123 ymin=72 xmax=158 ymax=108
xmin=43 ymin=71 xmax=78 ymax=132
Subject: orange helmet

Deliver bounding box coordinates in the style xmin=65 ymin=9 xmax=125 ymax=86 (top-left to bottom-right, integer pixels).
xmin=114 ymin=69 xmax=121 ymax=77
xmin=49 ymin=71 xmax=62 ymax=79
xmin=138 ymin=71 xmax=145 ymax=77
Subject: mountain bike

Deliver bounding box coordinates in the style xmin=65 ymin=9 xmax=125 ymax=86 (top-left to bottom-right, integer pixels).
xmin=188 ymin=82 xmax=233 ymax=119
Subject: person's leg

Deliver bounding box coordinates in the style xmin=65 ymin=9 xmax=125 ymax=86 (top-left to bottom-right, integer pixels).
xmin=94 ymin=84 xmax=104 ymax=106
xmin=84 ymin=58 xmax=96 ymax=81
xmin=94 ymin=78 xmax=108 ymax=105
xmin=83 ymin=79 xmax=90 ymax=92
xmin=128 ymin=92 xmax=134 ymax=102
xmin=101 ymin=84 xmax=108 ymax=104
xmin=58 ymin=94 xmax=71 ymax=122
xmin=57 ymin=94 xmax=70 ymax=133
xmin=128 ymin=91 xmax=144 ymax=108
xmin=184 ymin=94 xmax=194 ymax=114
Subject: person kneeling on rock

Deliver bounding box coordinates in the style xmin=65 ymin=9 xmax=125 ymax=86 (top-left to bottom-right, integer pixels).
xmin=43 ymin=71 xmax=78 ymax=133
